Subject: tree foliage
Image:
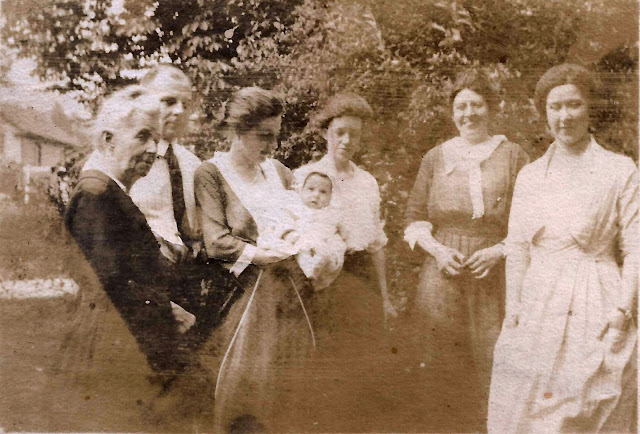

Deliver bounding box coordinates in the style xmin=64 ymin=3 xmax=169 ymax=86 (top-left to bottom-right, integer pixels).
xmin=4 ymin=0 xmax=637 ymax=305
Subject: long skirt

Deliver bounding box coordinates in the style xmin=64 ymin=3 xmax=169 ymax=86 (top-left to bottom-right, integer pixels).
xmin=488 ymin=245 xmax=637 ymax=433
xmin=408 ymin=227 xmax=505 ymax=431
xmin=199 ymin=259 xmax=315 ymax=433
xmin=50 ymin=248 xmax=215 ymax=432
xmin=300 ymin=251 xmax=400 ymax=432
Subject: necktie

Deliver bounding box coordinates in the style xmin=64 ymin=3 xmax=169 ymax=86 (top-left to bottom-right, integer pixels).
xmin=165 ymin=144 xmax=186 ymax=236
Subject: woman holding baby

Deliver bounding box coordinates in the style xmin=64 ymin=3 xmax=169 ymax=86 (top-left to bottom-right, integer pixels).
xmin=195 ymin=89 xmax=397 ymax=431
xmin=194 ymin=87 xmax=316 ymax=432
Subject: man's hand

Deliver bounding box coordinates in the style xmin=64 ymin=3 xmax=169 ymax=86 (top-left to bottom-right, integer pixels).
xmin=170 ymin=301 xmax=196 ymax=333
xmin=157 ymin=236 xmax=190 ymax=264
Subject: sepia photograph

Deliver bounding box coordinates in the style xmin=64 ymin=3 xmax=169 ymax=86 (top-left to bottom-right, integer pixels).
xmin=0 ymin=0 xmax=637 ymax=432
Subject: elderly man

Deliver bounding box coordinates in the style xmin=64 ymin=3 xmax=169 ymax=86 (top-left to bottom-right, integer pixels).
xmin=130 ymin=65 xmax=228 ymax=346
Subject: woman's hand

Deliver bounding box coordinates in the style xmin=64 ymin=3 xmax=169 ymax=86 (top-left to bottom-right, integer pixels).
xmin=503 ymin=302 xmax=521 ymax=329
xmin=157 ymin=236 xmax=190 ymax=264
xmin=283 ymin=230 xmax=301 ymax=245
xmin=503 ymin=312 xmax=519 ymax=329
xmin=599 ymin=309 xmax=632 ymax=353
xmin=463 ymin=244 xmax=504 ymax=279
xmin=432 ymin=244 xmax=466 ymax=277
xmin=253 ymin=247 xmax=293 ymax=265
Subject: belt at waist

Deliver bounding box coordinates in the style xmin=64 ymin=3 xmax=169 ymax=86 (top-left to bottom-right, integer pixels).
xmin=531 ymin=244 xmax=617 ymax=264
xmin=434 ymin=224 xmax=505 ymax=239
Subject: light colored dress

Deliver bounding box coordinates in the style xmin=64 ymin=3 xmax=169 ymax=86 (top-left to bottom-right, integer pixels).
xmin=488 ymin=138 xmax=638 ymax=433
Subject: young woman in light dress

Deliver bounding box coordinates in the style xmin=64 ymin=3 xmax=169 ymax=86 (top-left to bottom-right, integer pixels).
xmin=488 ymin=63 xmax=638 ymax=433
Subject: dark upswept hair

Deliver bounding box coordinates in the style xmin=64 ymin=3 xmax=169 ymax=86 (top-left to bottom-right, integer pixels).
xmin=533 ymin=63 xmax=598 ymax=122
xmin=224 ymin=87 xmax=284 ymax=133
xmin=313 ymin=93 xmax=373 ymax=131
xmin=449 ymin=69 xmax=499 ymax=114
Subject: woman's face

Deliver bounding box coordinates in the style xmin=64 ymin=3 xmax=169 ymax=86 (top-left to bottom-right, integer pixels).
xmin=236 ymin=116 xmax=282 ymax=165
xmin=325 ymin=115 xmax=363 ymax=164
xmin=545 ymin=84 xmax=590 ymax=148
xmin=452 ymin=88 xmax=490 ymax=141
xmin=108 ymin=117 xmax=159 ymax=182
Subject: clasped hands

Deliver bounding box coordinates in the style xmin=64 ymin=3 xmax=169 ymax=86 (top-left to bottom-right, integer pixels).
xmin=156 ymin=236 xmax=198 ymax=264
xmin=430 ymin=242 xmax=504 ymax=279
xmin=253 ymin=230 xmax=303 ymax=265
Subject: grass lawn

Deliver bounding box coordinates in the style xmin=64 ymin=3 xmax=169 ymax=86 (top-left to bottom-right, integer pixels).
xmin=0 ymin=199 xmax=81 ymax=430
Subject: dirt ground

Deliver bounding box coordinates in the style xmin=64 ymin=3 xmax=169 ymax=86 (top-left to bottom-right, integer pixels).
xmin=0 ymin=296 xmax=486 ymax=433
xmin=0 ymin=297 xmax=71 ymax=431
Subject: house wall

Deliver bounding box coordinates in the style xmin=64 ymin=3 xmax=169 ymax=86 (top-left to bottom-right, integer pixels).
xmin=21 ymin=136 xmax=40 ymax=165
xmin=3 ymin=125 xmax=22 ymax=163
xmin=1 ymin=124 xmax=66 ymax=167
xmin=40 ymin=141 xmax=64 ymax=167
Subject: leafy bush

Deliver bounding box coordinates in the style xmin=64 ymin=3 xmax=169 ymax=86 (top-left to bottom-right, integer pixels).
xmin=0 ymin=199 xmax=74 ymax=281
xmin=4 ymin=0 xmax=637 ymax=306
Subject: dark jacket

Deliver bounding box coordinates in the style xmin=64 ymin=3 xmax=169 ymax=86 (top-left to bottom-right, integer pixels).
xmin=64 ymin=170 xmax=188 ymax=373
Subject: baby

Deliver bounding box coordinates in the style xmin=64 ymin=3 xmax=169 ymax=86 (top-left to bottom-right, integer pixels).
xmin=257 ymin=172 xmax=347 ymax=290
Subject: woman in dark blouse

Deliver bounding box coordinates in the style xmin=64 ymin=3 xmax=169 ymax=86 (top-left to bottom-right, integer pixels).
xmin=404 ymin=70 xmax=529 ymax=430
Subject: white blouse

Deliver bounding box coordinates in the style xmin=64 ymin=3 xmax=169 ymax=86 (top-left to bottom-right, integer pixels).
xmin=293 ymin=156 xmax=388 ymax=253
xmin=208 ymin=152 xmax=294 ymax=276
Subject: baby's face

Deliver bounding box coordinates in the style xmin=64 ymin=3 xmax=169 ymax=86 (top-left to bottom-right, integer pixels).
xmin=301 ymin=175 xmax=332 ymax=209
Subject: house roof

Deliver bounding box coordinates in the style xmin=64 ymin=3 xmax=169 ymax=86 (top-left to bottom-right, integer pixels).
xmin=0 ymin=87 xmax=91 ymax=149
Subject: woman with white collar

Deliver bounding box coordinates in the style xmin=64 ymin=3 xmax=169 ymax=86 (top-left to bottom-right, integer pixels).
xmin=404 ymin=70 xmax=529 ymax=430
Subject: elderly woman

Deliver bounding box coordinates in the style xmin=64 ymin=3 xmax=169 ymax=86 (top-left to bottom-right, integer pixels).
xmin=194 ymin=87 xmax=314 ymax=432
xmin=62 ymin=86 xmax=199 ymax=431
xmin=488 ymin=64 xmax=638 ymax=433
xmin=404 ymin=70 xmax=529 ymax=429
xmin=293 ymin=93 xmax=397 ymax=431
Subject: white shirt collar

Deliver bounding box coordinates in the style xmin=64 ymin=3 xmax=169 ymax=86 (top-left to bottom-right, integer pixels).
xmin=156 ymin=139 xmax=180 ymax=158
xmin=442 ymin=135 xmax=506 ymax=174
xmin=82 ymin=151 xmax=128 ymax=192
xmin=316 ymin=155 xmax=359 ymax=177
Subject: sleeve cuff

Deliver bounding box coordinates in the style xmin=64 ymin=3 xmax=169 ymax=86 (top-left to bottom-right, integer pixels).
xmin=404 ymin=221 xmax=433 ymax=250
xmin=230 ymin=244 xmax=257 ymax=277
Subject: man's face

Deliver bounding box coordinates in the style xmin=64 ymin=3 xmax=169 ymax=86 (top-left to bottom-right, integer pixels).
xmin=156 ymin=89 xmax=192 ymax=141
